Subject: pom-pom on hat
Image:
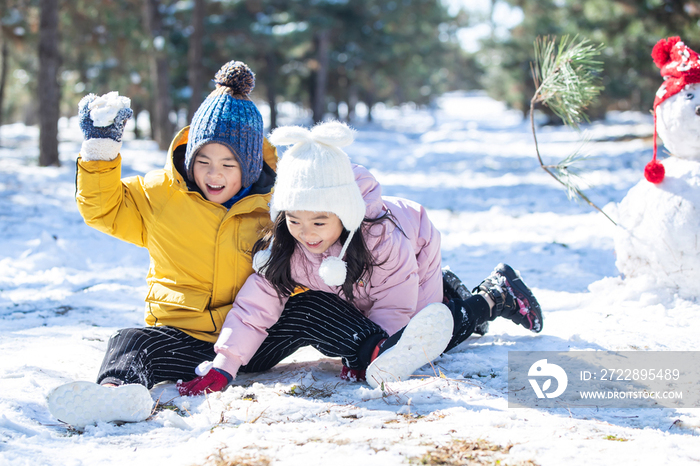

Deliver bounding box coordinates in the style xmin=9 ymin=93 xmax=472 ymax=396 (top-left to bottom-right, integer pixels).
xmin=254 ymin=121 xmax=366 ymax=287
xmin=646 ymin=37 xmax=700 ymax=183
xmin=185 ymin=60 xmax=264 ymax=188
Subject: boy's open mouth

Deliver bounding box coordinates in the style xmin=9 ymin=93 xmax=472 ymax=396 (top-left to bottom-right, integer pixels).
xmin=207 ymin=184 xmax=225 ymax=194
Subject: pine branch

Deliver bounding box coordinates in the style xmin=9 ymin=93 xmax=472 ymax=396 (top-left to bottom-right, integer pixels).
xmin=529 ymin=35 xmax=616 ymax=225
xmin=542 ymin=141 xmax=592 ymax=201
xmin=532 ymin=35 xmax=604 ymax=128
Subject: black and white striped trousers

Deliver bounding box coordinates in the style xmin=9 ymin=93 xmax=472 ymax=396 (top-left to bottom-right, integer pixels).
xmin=97 ymin=291 xmax=388 ymax=388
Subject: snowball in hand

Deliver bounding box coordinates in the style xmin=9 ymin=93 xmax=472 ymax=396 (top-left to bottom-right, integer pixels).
xmin=89 ymin=92 xmax=132 ymax=127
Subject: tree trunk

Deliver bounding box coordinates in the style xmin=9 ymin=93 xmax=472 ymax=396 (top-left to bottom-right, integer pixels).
xmin=265 ymin=50 xmax=278 ymax=130
xmin=312 ymin=29 xmax=329 ymax=123
xmin=0 ymin=23 xmax=9 ymax=129
xmin=148 ymin=99 xmax=156 ymax=141
xmin=347 ymin=83 xmax=358 ymax=123
xmin=144 ymin=0 xmax=173 ymax=150
xmin=132 ymin=102 xmax=144 ymax=139
xmin=186 ymin=0 xmax=206 ymax=122
xmin=38 ymin=0 xmax=60 ymax=167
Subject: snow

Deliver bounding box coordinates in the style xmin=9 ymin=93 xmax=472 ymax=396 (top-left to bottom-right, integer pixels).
xmin=88 ymin=91 xmax=131 ymax=127
xmin=1 ymin=91 xmax=699 ymax=465
xmin=611 ymin=157 xmax=700 ymax=299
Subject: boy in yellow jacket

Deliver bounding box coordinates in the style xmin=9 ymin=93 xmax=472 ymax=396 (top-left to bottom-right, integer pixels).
xmin=47 ymin=61 xmax=278 ymax=427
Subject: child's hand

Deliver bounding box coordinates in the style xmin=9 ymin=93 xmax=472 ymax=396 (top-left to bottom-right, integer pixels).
xmin=177 ymin=368 xmax=230 ymax=396
xmin=340 ymin=365 xmax=366 ymax=382
xmin=79 ymin=93 xmax=133 ymax=142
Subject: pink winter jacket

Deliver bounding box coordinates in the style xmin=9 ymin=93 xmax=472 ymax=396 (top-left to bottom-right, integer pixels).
xmin=213 ymin=165 xmax=443 ymax=377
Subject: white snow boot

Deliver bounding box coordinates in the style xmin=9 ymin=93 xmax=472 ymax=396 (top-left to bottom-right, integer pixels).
xmin=366 ymin=302 xmax=453 ymax=389
xmin=47 ymin=381 xmax=153 ymax=428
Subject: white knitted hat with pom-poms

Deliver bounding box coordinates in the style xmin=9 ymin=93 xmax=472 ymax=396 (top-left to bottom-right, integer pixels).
xmin=252 ymin=121 xmax=365 ymax=287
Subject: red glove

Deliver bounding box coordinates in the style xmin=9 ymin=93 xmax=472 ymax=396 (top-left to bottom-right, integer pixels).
xmin=178 ymin=368 xmax=230 ymax=396
xmin=340 ymin=365 xmax=366 ymax=382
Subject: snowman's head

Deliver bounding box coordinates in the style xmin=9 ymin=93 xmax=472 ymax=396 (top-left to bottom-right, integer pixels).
xmin=656 ymin=82 xmax=700 ymax=160
xmin=645 ymin=37 xmax=700 ymax=183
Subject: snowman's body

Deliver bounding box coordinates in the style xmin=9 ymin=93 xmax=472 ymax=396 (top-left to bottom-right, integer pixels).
xmin=614 ymin=83 xmax=700 ymax=299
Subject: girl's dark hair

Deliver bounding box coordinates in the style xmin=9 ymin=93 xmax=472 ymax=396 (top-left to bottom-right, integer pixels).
xmin=252 ymin=211 xmax=397 ymax=303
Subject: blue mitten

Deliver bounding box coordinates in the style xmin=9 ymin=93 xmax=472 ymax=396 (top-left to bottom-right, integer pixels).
xmin=79 ymin=93 xmax=133 ymax=162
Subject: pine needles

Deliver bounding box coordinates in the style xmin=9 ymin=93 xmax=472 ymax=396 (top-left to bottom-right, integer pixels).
xmin=529 ymin=35 xmax=616 ymax=225
xmin=532 ymin=35 xmax=604 ymax=128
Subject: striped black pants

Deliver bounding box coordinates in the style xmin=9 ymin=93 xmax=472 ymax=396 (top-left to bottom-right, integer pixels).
xmin=97 ymin=291 xmax=388 ymax=388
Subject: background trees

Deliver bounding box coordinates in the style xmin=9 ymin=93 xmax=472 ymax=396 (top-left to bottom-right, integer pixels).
xmin=0 ymin=0 xmax=698 ymax=163
xmin=0 ymin=0 xmax=471 ymax=141
xmin=38 ymin=0 xmax=59 ymax=166
xmin=476 ymin=0 xmax=700 ymax=119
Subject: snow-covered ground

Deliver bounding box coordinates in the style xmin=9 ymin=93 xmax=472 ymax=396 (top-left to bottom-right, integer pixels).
xmin=1 ymin=92 xmax=698 ymax=465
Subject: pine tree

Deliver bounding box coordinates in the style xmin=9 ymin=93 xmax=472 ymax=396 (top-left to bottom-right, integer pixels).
xmin=143 ymin=0 xmax=174 ymax=149
xmin=0 ymin=3 xmax=9 ymax=129
xmin=482 ymin=0 xmax=700 ymax=117
xmin=186 ymin=0 xmax=206 ymax=122
xmin=38 ymin=0 xmax=60 ymax=167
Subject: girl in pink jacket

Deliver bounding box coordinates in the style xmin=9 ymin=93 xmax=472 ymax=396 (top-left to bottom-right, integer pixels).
xmin=179 ymin=121 xmax=543 ymax=393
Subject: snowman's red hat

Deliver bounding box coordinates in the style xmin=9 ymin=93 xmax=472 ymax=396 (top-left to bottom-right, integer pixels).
xmin=646 ymin=37 xmax=700 ymax=183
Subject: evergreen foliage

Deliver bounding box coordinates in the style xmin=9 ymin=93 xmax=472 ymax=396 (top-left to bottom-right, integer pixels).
xmin=531 ymin=35 xmax=603 ymax=129
xmin=529 ymin=35 xmax=615 ymax=224
xmin=0 ymin=0 xmax=473 ymax=132
xmin=2 ymin=0 xmax=699 ymax=146
xmin=479 ymin=0 xmax=700 ymax=119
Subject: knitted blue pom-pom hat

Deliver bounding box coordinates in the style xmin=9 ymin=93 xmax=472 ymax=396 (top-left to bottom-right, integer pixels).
xmin=185 ymin=60 xmax=264 ymax=188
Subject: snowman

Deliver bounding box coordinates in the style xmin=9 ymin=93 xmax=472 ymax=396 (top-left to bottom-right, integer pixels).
xmin=613 ymin=37 xmax=700 ymax=300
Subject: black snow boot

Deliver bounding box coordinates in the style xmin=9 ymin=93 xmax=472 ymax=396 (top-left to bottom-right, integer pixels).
xmin=473 ymin=263 xmax=543 ymax=333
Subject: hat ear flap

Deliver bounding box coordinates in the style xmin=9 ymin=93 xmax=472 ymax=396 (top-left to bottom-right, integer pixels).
xmin=269 ymin=125 xmax=312 ymax=146
xmin=310 ymin=121 xmax=355 ymax=147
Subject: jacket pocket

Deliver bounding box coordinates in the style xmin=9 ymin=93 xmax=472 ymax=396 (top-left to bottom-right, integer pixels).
xmin=145 ymin=282 xmax=211 ymax=311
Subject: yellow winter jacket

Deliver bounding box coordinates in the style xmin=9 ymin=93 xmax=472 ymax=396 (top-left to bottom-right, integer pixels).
xmin=75 ymin=127 xmax=277 ymax=342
